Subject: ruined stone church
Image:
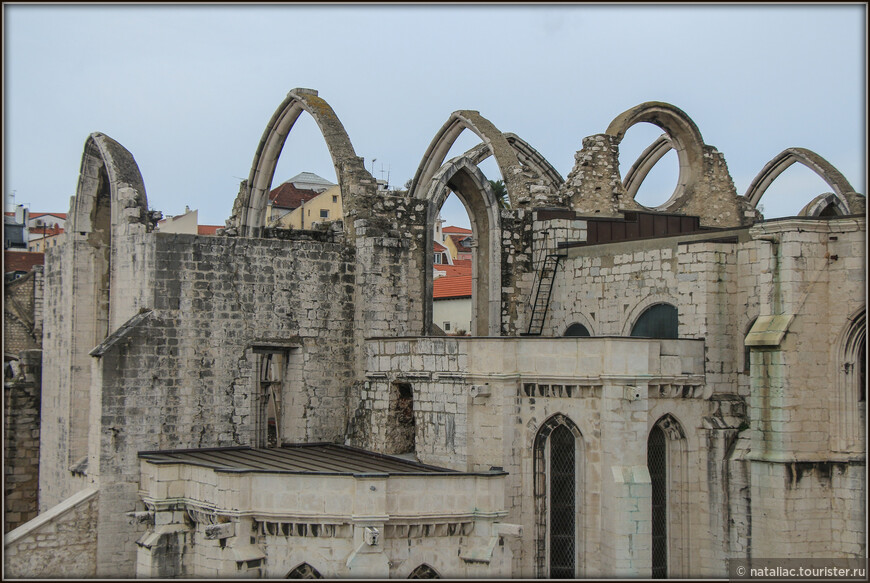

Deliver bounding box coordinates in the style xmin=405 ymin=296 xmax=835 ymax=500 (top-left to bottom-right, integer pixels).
xmin=4 ymin=88 xmax=865 ymax=578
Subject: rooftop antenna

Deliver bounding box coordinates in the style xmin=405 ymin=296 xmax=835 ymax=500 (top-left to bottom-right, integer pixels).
xmin=371 ymin=158 xmax=377 ymax=175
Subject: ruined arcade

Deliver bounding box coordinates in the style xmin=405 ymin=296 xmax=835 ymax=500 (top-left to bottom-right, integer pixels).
xmin=3 ymin=88 xmax=865 ymax=578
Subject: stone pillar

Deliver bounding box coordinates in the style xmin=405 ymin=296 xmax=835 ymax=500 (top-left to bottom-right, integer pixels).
xmin=346 ymin=475 xmax=389 ymax=578
xmin=598 ymin=382 xmax=651 ymax=577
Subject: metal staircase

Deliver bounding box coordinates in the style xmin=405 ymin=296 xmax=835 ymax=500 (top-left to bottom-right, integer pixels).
xmin=525 ymin=253 xmax=564 ymax=336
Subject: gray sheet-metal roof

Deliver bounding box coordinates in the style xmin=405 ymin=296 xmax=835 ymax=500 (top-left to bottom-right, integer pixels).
xmin=138 ymin=443 xmax=495 ymax=476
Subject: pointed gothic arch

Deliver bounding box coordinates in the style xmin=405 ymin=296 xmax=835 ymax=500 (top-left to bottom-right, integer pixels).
xmin=533 ymin=413 xmax=585 ymax=578
xmin=622 ymin=133 xmax=674 ymax=203
xmin=462 ymin=132 xmax=565 ymax=193
xmin=65 ymin=132 xmax=151 ymax=469
xmin=231 ymin=88 xmax=373 ymax=237
xmin=832 ymin=308 xmax=866 ymax=453
xmin=647 ymin=413 xmax=690 ymax=578
xmin=799 ymin=192 xmax=851 ymax=217
xmin=407 ymin=564 xmax=440 ymax=578
xmin=744 ymin=147 xmax=861 ymax=212
xmin=286 ymin=562 xmax=323 ymax=578
xmin=422 ymin=156 xmax=502 ymax=336
xmin=409 ymin=110 xmax=528 ymax=207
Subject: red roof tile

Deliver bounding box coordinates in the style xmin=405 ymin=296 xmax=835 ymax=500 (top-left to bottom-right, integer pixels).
xmin=433 ymin=241 xmax=448 ymax=253
xmin=4 ymin=251 xmax=44 ymax=274
xmin=433 ymin=274 xmax=471 ymax=299
xmin=435 ymin=260 xmax=472 ymax=278
xmin=268 ymin=183 xmax=320 ymax=209
xmin=30 ymin=212 xmax=67 ymax=220
xmin=443 ymin=225 xmax=472 ymax=234
xmin=197 ymin=225 xmax=222 ymax=236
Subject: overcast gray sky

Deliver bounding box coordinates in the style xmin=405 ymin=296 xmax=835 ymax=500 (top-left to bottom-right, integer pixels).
xmin=4 ymin=3 xmax=866 ymax=228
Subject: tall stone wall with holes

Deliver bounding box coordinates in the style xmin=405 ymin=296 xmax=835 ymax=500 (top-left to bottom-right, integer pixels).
xmin=357 ymin=337 xmax=470 ymax=470
xmin=38 ymin=227 xmax=367 ymax=576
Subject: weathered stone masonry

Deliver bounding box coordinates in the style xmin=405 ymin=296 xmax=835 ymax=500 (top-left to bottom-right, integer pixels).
xmin=4 ymin=89 xmax=864 ymax=579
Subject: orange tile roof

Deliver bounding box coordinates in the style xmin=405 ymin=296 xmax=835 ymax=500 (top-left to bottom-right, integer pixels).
xmin=30 ymin=212 xmax=67 ymax=219
xmin=433 ymin=241 xmax=448 ymax=253
xmin=4 ymin=251 xmax=44 ymax=274
xmin=435 ymin=261 xmax=472 ymax=278
xmin=443 ymin=225 xmax=472 ymax=234
xmin=433 ymin=274 xmax=471 ymax=299
xmin=197 ymin=225 xmax=222 ymax=236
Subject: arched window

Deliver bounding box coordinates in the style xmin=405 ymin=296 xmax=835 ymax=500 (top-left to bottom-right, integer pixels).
xmin=534 ymin=414 xmax=584 ymax=578
xmin=648 ymin=425 xmax=668 ymax=578
xmin=408 ymin=564 xmax=440 ymax=579
xmin=564 ymin=323 xmax=591 ymax=337
xmin=286 ymin=563 xmax=322 ymax=579
xmin=631 ymin=304 xmax=678 ymax=339
xmin=647 ymin=414 xmax=689 ymax=578
xmin=834 ymin=310 xmax=866 ymax=452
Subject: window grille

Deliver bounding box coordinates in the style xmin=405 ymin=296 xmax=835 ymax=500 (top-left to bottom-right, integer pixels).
xmin=564 ymin=323 xmax=590 ymax=337
xmin=408 ymin=564 xmax=440 ymax=579
xmin=631 ymin=304 xmax=679 ymax=339
xmin=648 ymin=425 xmax=668 ymax=578
xmin=549 ymin=424 xmax=575 ymax=578
xmin=286 ymin=563 xmax=322 ymax=579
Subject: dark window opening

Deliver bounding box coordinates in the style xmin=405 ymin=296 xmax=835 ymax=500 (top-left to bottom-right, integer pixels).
xmin=648 ymin=425 xmax=668 ymax=579
xmin=631 ymin=304 xmax=679 ymax=339
xmin=819 ymin=203 xmax=840 ymax=217
xmin=287 ymin=563 xmax=322 ymax=579
xmin=564 ymin=323 xmax=590 ymax=337
xmin=320 ymin=209 xmax=329 ymax=218
xmin=408 ymin=564 xmax=440 ymax=579
xmin=386 ymin=382 xmax=415 ymax=455
xmin=743 ymin=318 xmax=757 ymax=374
xmin=258 ymin=352 xmax=285 ymax=448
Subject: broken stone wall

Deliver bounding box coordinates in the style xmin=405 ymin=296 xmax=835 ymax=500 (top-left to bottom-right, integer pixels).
xmin=3 ymin=266 xmax=43 ymax=355
xmin=3 ymin=488 xmax=99 ymax=578
xmin=3 ymin=349 xmax=42 ymax=533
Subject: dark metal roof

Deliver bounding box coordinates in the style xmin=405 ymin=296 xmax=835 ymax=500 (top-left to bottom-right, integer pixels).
xmin=138 ymin=443 xmax=499 ymax=476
